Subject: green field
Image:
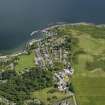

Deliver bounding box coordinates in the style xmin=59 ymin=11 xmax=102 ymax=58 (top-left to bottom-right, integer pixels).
xmin=73 ymin=77 xmax=105 ymax=96
xmin=73 ymin=77 xmax=105 ymax=105
xmin=69 ymin=25 xmax=105 ymax=105
xmin=15 ymin=51 xmax=35 ymax=72
xmin=31 ymin=87 xmax=71 ymax=105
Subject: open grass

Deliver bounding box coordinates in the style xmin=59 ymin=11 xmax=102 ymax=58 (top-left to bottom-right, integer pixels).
xmin=71 ymin=30 xmax=105 ymax=55
xmin=15 ymin=51 xmax=35 ymax=72
xmin=73 ymin=77 xmax=105 ymax=105
xmin=70 ymin=26 xmax=105 ymax=105
xmin=31 ymin=87 xmax=70 ymax=105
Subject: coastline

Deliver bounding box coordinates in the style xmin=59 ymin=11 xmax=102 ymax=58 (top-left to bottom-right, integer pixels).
xmin=0 ymin=22 xmax=104 ymax=57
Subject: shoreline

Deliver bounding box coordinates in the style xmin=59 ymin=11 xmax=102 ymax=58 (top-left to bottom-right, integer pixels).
xmin=0 ymin=22 xmax=104 ymax=57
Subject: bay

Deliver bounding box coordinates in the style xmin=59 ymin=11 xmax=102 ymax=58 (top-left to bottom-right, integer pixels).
xmin=0 ymin=0 xmax=105 ymax=53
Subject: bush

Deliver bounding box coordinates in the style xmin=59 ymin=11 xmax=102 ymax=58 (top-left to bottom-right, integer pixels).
xmin=0 ymin=67 xmax=53 ymax=104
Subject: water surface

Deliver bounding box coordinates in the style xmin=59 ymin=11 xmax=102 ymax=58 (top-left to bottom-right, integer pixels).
xmin=0 ymin=0 xmax=105 ymax=53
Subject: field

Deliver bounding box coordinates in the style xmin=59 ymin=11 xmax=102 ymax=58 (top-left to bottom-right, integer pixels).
xmin=15 ymin=50 xmax=35 ymax=72
xmin=69 ymin=25 xmax=105 ymax=105
xmin=31 ymin=87 xmax=72 ymax=105
xmin=73 ymin=77 xmax=105 ymax=105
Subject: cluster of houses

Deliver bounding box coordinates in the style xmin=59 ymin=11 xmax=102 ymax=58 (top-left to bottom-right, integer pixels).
xmin=35 ymin=45 xmax=69 ymax=68
xmin=34 ymin=37 xmax=74 ymax=92
xmin=0 ymin=26 xmax=75 ymax=105
xmin=54 ymin=99 xmax=73 ymax=105
xmin=34 ymin=36 xmax=69 ymax=67
xmin=33 ymin=30 xmax=74 ymax=92
xmin=34 ymin=42 xmax=51 ymax=67
xmin=54 ymin=64 xmax=73 ymax=91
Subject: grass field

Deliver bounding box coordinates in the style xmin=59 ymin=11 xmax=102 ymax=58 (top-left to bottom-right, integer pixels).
xmin=31 ymin=87 xmax=71 ymax=105
xmin=73 ymin=77 xmax=105 ymax=105
xmin=15 ymin=51 xmax=35 ymax=72
xmin=70 ymin=25 xmax=105 ymax=105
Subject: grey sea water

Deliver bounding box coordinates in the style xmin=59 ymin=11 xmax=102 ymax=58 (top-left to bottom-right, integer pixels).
xmin=0 ymin=0 xmax=105 ymax=53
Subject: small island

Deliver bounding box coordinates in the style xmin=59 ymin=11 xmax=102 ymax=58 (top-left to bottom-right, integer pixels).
xmin=0 ymin=23 xmax=105 ymax=105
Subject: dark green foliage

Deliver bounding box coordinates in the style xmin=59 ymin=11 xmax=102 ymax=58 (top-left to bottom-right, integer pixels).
xmin=1 ymin=70 xmax=17 ymax=80
xmin=52 ymin=96 xmax=57 ymax=99
xmin=64 ymin=36 xmax=72 ymax=50
xmin=0 ymin=102 xmax=6 ymax=105
xmin=68 ymin=83 xmax=75 ymax=93
xmin=0 ymin=67 xmax=53 ymax=104
xmin=47 ymin=97 xmax=51 ymax=101
xmin=47 ymin=88 xmax=57 ymax=94
xmin=86 ymin=61 xmax=95 ymax=71
xmin=86 ymin=59 xmax=105 ymax=71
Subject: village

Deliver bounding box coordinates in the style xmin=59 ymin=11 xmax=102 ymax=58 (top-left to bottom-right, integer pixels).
xmin=0 ymin=26 xmax=75 ymax=105
xmin=0 ymin=20 xmax=104 ymax=105
xmin=32 ymin=34 xmax=74 ymax=92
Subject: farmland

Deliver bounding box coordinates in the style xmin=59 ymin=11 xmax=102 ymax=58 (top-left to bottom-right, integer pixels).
xmin=73 ymin=77 xmax=105 ymax=105
xmin=31 ymin=87 xmax=71 ymax=105
xmin=67 ymin=24 xmax=105 ymax=105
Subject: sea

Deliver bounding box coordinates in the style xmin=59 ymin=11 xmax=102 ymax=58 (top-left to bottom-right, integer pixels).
xmin=0 ymin=0 xmax=105 ymax=54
